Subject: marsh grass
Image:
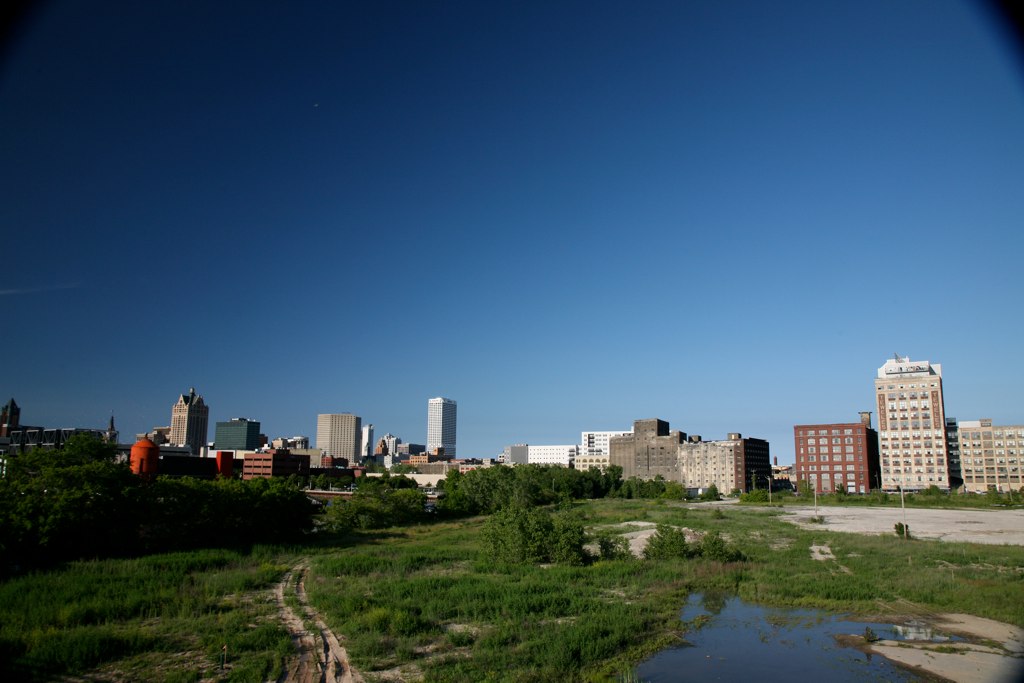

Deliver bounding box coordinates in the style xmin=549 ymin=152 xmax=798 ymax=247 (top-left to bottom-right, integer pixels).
xmin=0 ymin=547 xmax=292 ymax=681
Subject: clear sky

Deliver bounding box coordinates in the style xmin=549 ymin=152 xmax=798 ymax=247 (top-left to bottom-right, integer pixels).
xmin=2 ymin=1 xmax=1023 ymax=464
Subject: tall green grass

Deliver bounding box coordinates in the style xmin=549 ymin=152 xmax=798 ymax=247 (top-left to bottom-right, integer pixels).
xmin=0 ymin=547 xmax=291 ymax=681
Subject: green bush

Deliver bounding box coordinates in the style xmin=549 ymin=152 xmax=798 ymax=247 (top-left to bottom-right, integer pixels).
xmin=643 ymin=525 xmax=692 ymax=560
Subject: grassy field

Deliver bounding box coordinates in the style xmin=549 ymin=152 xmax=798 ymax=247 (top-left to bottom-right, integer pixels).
xmin=306 ymin=499 xmax=1024 ymax=682
xmin=0 ymin=547 xmax=295 ymax=682
xmin=2 ymin=499 xmax=1022 ymax=681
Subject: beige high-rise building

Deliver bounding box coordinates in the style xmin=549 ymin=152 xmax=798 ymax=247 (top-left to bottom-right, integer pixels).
xmin=170 ymin=387 xmax=209 ymax=455
xmin=875 ymin=355 xmax=949 ymax=491
xmin=957 ymin=419 xmax=1024 ymax=493
xmin=316 ymin=413 xmax=361 ymax=462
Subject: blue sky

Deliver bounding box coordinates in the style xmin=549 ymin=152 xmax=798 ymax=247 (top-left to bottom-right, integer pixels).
xmin=2 ymin=1 xmax=1023 ymax=463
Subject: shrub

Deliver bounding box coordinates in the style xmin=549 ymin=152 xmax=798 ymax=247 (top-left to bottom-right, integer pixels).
xmin=643 ymin=525 xmax=692 ymax=560
xmin=894 ymin=522 xmax=911 ymax=539
xmin=740 ymin=489 xmax=769 ymax=503
xmin=697 ymin=531 xmax=744 ymax=562
xmin=595 ymin=534 xmax=631 ymax=561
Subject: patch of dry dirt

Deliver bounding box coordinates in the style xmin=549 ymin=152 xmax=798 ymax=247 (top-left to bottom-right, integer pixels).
xmin=275 ymin=562 xmax=363 ymax=683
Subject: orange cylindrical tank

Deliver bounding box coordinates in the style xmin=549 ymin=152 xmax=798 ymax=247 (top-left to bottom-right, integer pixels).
xmin=215 ymin=450 xmax=234 ymax=478
xmin=130 ymin=437 xmax=159 ymax=481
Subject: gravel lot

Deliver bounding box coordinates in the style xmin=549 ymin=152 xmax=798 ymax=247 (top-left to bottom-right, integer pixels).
xmin=780 ymin=504 xmax=1024 ymax=545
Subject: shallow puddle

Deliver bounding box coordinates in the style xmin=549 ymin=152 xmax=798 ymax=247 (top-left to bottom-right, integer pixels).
xmin=635 ymin=593 xmax=958 ymax=682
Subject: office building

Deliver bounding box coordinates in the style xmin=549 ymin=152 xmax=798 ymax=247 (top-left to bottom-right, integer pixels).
xmin=793 ymin=413 xmax=881 ymax=494
xmin=527 ymin=444 xmax=578 ymax=466
xmin=170 ymin=387 xmax=209 ymax=455
xmin=361 ymin=423 xmax=374 ymax=459
xmin=427 ymin=397 xmax=457 ymax=458
xmin=215 ymin=418 xmax=262 ymax=451
xmin=874 ymin=355 xmax=949 ymax=491
xmin=944 ymin=417 xmax=963 ymax=489
xmin=577 ymin=429 xmax=633 ymax=471
xmin=957 ymin=419 xmax=1024 ymax=493
xmin=242 ymin=449 xmax=311 ymax=480
xmin=316 ymin=413 xmax=361 ymax=461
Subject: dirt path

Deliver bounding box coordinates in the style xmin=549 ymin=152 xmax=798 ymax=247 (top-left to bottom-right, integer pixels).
xmin=274 ymin=562 xmax=363 ymax=683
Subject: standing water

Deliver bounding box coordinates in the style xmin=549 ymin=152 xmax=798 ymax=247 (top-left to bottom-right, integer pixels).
xmin=635 ymin=594 xmax=942 ymax=682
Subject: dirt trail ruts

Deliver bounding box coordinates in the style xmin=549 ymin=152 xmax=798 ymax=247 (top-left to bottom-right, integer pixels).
xmin=275 ymin=562 xmax=363 ymax=683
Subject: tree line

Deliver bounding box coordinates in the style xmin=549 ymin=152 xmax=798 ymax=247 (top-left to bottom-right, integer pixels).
xmin=0 ymin=436 xmax=316 ymax=575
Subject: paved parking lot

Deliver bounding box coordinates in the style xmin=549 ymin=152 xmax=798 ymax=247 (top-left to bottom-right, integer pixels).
xmin=781 ymin=504 xmax=1024 ymax=545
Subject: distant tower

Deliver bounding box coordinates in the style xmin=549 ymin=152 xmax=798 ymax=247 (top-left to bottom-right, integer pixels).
xmin=316 ymin=413 xmax=362 ymax=461
xmin=170 ymin=387 xmax=209 ymax=455
xmin=103 ymin=413 xmax=119 ymax=444
xmin=427 ymin=397 xmax=457 ymax=458
xmin=0 ymin=398 xmax=19 ymax=437
xmin=361 ymin=423 xmax=374 ymax=459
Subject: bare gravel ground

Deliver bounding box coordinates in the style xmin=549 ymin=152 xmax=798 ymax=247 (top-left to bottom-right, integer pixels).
xmin=779 ymin=504 xmax=1024 ymax=545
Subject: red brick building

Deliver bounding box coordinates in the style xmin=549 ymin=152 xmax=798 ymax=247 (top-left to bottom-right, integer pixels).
xmin=242 ymin=449 xmax=310 ymax=480
xmin=793 ymin=413 xmax=880 ymax=494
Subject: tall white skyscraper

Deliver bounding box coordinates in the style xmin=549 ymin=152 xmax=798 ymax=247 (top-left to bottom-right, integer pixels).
xmin=316 ymin=413 xmax=362 ymax=462
xmin=361 ymin=423 xmax=374 ymax=459
xmin=427 ymin=397 xmax=457 ymax=458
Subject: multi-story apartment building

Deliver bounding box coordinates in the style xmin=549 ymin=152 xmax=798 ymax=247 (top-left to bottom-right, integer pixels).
xmin=958 ymin=419 xmax=1024 ymax=493
xmin=214 ymin=418 xmax=261 ymax=450
xmin=170 ymin=387 xmax=209 ymax=455
xmin=427 ymin=397 xmax=457 ymax=458
xmin=793 ymin=413 xmax=881 ymax=494
xmin=874 ymin=355 xmax=949 ymax=491
xmin=577 ymin=429 xmax=633 ymax=471
xmin=316 ymin=413 xmax=361 ymax=461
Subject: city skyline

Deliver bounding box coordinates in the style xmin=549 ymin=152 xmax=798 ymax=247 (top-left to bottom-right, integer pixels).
xmin=2 ymin=2 xmax=1023 ymax=461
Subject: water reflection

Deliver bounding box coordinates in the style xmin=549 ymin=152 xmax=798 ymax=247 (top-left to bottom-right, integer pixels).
xmin=635 ymin=594 xmax=921 ymax=682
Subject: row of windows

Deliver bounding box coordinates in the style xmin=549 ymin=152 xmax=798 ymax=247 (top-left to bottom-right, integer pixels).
xmin=803 ymin=465 xmax=858 ymax=471
xmin=805 ymin=446 xmax=859 ymax=454
xmin=962 ymin=450 xmax=1019 ymax=457
xmin=802 ymin=454 xmax=863 ymax=462
xmin=796 ymin=428 xmax=856 ymax=437
xmin=888 ymin=401 xmax=931 ymax=409
xmin=962 ymin=458 xmax=1021 ymax=465
xmin=963 ymin=468 xmax=1021 ymax=474
xmin=801 ymin=436 xmax=861 ymax=445
xmin=877 ymin=382 xmax=939 ymax=391
xmin=880 ymin=430 xmax=944 ymax=438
